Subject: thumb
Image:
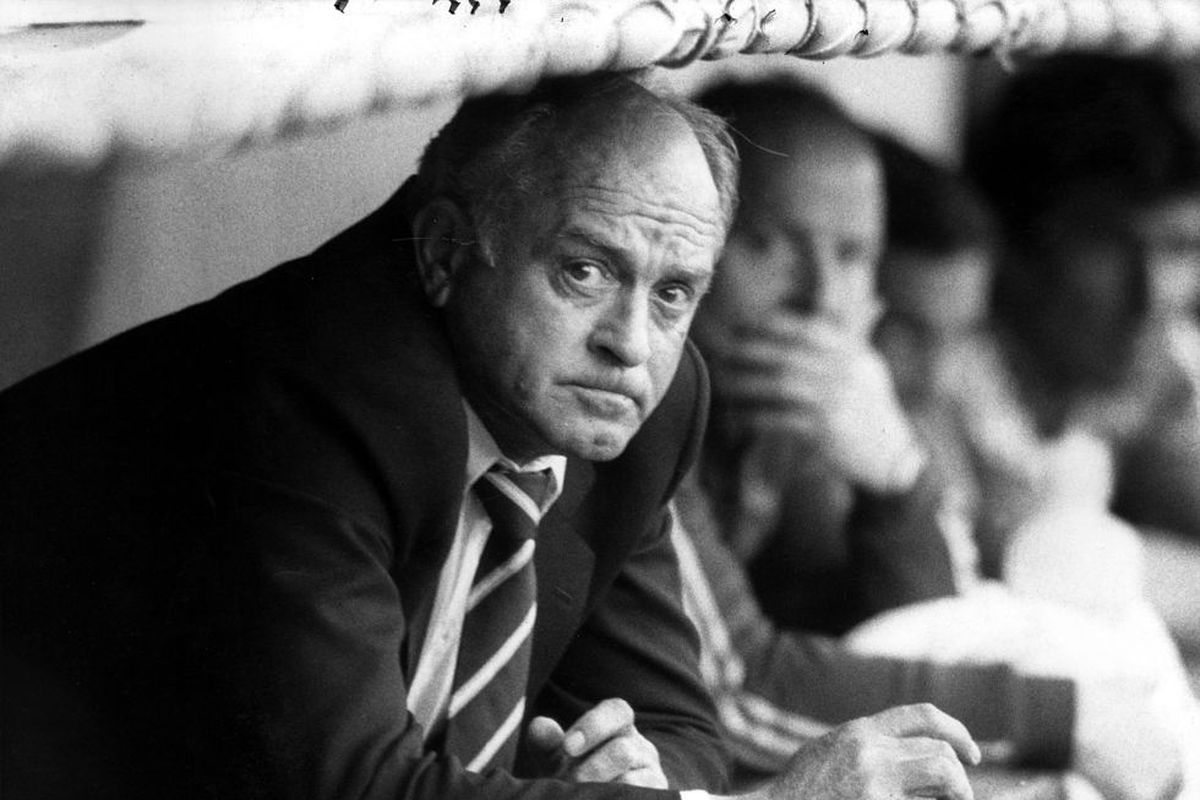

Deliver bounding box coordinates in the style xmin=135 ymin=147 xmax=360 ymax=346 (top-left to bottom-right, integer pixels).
xmin=524 ymin=716 xmax=571 ymax=778
xmin=526 ymin=715 xmax=566 ymax=752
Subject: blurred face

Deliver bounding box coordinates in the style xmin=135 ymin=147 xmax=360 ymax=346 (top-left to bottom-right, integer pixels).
xmin=1038 ymin=189 xmax=1200 ymax=386
xmin=697 ymin=129 xmax=884 ymax=346
xmin=1134 ymin=192 xmax=1200 ymax=318
xmin=876 ymin=248 xmax=992 ymax=406
xmin=436 ymin=118 xmax=723 ymax=462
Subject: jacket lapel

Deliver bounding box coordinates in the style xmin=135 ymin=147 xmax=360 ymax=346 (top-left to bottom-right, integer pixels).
xmin=526 ymin=459 xmax=594 ymax=696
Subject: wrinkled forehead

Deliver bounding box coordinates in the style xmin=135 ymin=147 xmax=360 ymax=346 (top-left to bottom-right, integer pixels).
xmin=738 ymin=129 xmax=883 ymax=239
xmin=554 ymin=99 xmax=710 ymax=185
xmin=739 ymin=114 xmax=877 ymax=185
xmin=739 ymin=122 xmax=883 ymax=212
xmin=538 ymin=107 xmax=724 ymax=244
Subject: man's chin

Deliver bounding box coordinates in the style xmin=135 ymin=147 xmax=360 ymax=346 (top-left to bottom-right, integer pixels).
xmin=550 ymin=422 xmax=636 ymax=462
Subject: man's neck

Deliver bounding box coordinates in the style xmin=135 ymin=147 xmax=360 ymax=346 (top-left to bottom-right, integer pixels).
xmin=459 ymin=384 xmax=557 ymax=464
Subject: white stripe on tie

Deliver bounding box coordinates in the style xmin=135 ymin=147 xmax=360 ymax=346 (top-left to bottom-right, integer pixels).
xmin=467 ymin=538 xmax=536 ymax=612
xmin=483 ymin=471 xmax=542 ymax=523
xmin=449 ymin=603 xmax=537 ymax=717
xmin=464 ymin=697 xmax=527 ymax=773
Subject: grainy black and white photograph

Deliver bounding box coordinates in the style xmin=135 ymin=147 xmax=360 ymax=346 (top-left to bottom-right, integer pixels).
xmin=2 ymin=3 xmax=1199 ymax=800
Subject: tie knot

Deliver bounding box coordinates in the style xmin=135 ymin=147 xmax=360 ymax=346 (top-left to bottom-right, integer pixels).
xmin=475 ymin=467 xmax=554 ymax=534
xmin=503 ymin=468 xmax=555 ymax=509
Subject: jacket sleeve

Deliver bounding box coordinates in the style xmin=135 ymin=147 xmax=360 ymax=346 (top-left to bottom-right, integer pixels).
xmin=671 ymin=473 xmax=1075 ymax=776
xmin=848 ymin=461 xmax=963 ymax=619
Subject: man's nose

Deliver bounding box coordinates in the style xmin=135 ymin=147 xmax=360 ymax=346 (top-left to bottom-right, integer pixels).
xmin=590 ymin=293 xmax=653 ymax=367
xmin=782 ymin=238 xmax=837 ymax=316
xmin=788 ymin=240 xmax=871 ymax=330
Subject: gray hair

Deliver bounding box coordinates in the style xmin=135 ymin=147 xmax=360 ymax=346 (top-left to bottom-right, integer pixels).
xmin=414 ymin=71 xmax=739 ymax=263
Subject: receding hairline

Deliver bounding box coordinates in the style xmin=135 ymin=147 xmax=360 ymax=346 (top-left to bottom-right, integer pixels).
xmin=737 ymin=113 xmax=877 ymax=178
xmin=549 ymin=93 xmax=719 ymax=182
xmin=414 ymin=72 xmax=738 ymax=248
xmin=697 ymin=78 xmax=874 ymax=174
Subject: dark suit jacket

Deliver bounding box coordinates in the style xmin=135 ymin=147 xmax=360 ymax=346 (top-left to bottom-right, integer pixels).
xmin=0 ymin=185 xmax=726 ymax=800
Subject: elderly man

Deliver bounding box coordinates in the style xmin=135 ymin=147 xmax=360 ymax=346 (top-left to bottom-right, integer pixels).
xmin=673 ymin=78 xmax=1184 ymax=800
xmin=873 ymin=133 xmax=1010 ymax=578
xmin=0 ymin=73 xmax=979 ymax=800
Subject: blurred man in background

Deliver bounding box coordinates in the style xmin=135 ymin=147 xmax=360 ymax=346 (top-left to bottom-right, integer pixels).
xmin=687 ymin=79 xmax=962 ymax=638
xmin=672 ymin=79 xmax=1185 ymax=800
xmin=873 ymin=134 xmax=1012 ymax=580
xmin=969 ymin=54 xmax=1200 ymax=541
xmin=967 ymin=54 xmax=1200 ymax=652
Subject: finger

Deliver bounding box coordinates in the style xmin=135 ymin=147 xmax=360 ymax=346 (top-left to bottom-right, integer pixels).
xmin=721 ymin=351 xmax=846 ymax=386
xmin=766 ymin=315 xmax=876 ymax=352
xmin=735 ymin=314 xmax=852 ymax=347
xmin=717 ymin=351 xmax=847 ymax=388
xmin=562 ymin=698 xmax=635 ymax=759
xmin=524 ymin=716 xmax=571 ymax=776
xmin=740 ymin=404 xmax=824 ymax=426
xmin=728 ymin=332 xmax=851 ymax=369
xmin=712 ymin=412 xmax=824 ymax=454
xmin=723 ymin=337 xmax=880 ymax=382
xmin=615 ymin=766 xmax=668 ymax=790
xmin=718 ymin=336 xmax=829 ymax=372
xmin=716 ymin=390 xmax=825 ymax=424
xmin=867 ymin=704 xmax=981 ymax=766
xmin=737 ymin=409 xmax=825 ymax=439
xmin=717 ymin=376 xmax=835 ymax=409
xmin=569 ymin=731 xmax=658 ymax=784
xmin=899 ymin=739 xmax=974 ymax=800
xmin=526 ymin=715 xmax=566 ymax=752
xmin=715 ymin=374 xmax=841 ymax=414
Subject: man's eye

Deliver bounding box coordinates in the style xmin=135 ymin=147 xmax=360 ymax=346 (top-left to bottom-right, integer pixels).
xmin=838 ymin=240 xmax=878 ymax=265
xmin=835 ymin=241 xmax=861 ymax=263
xmin=656 ymin=283 xmax=694 ymax=310
xmin=562 ymin=261 xmax=613 ymax=289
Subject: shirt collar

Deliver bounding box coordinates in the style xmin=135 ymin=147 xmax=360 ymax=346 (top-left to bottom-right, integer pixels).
xmin=463 ymin=401 xmax=566 ymax=515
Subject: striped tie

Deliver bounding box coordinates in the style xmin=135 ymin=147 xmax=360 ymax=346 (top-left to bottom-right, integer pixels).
xmin=444 ymin=466 xmax=549 ymax=773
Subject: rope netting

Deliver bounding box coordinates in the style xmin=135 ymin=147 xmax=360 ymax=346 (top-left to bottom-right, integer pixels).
xmin=2 ymin=0 xmax=1199 ymax=164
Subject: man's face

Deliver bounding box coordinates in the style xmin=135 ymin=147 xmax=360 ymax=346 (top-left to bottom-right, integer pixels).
xmin=437 ymin=119 xmax=723 ymax=461
xmin=1038 ymin=188 xmax=1200 ymax=387
xmin=876 ymin=248 xmax=992 ymax=407
xmin=696 ymin=131 xmax=884 ymax=345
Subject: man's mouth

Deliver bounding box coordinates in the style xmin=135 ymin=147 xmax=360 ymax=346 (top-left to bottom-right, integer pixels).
xmin=568 ymin=385 xmax=639 ymax=418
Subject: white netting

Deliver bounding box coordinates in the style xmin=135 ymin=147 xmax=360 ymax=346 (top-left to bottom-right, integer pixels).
xmin=2 ymin=0 xmax=1198 ymax=164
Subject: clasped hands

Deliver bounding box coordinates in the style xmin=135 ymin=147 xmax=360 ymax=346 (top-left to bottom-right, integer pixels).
xmin=526 ymin=698 xmax=668 ymax=788
xmin=709 ymin=313 xmax=924 ymax=494
xmin=528 ymin=700 xmax=982 ymax=800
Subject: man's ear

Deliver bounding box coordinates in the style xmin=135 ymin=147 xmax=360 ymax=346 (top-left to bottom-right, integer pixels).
xmin=412 ymin=197 xmax=475 ymax=308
